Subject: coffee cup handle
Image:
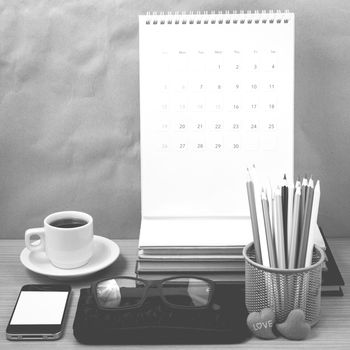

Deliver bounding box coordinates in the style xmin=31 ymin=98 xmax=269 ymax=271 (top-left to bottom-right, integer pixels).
xmin=25 ymin=228 xmax=45 ymax=252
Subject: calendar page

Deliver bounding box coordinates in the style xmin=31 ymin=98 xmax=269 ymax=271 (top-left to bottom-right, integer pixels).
xmin=139 ymin=12 xmax=294 ymax=219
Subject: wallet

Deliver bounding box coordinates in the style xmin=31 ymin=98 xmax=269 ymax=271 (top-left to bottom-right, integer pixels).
xmin=73 ymin=283 xmax=250 ymax=344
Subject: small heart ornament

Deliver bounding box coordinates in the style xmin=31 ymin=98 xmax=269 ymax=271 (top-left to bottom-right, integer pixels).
xmin=247 ymin=308 xmax=277 ymax=339
xmin=276 ymin=309 xmax=311 ymax=340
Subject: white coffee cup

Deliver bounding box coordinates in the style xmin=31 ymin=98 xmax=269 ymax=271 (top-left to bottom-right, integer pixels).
xmin=25 ymin=211 xmax=94 ymax=269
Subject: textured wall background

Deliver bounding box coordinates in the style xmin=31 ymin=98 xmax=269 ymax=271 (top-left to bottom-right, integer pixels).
xmin=0 ymin=0 xmax=349 ymax=239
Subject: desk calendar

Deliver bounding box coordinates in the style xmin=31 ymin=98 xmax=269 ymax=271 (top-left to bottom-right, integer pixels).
xmin=139 ymin=11 xmax=294 ymax=247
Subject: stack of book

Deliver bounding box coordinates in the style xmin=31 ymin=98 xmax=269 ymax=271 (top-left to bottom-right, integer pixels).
xmin=136 ymin=217 xmax=256 ymax=283
xmin=136 ymin=245 xmax=245 ymax=284
xmin=136 ymin=223 xmax=344 ymax=295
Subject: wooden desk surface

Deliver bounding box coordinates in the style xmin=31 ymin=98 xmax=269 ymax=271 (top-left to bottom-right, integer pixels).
xmin=0 ymin=238 xmax=349 ymax=349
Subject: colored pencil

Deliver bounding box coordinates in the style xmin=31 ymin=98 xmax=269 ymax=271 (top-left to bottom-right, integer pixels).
xmin=288 ymin=184 xmax=301 ymax=268
xmin=297 ymin=178 xmax=314 ymax=268
xmin=281 ymin=174 xmax=288 ymax=265
xmin=261 ymin=189 xmax=277 ymax=268
xmin=246 ymin=169 xmax=262 ymax=265
xmin=275 ymin=186 xmax=286 ymax=268
xmin=305 ymin=180 xmax=320 ymax=267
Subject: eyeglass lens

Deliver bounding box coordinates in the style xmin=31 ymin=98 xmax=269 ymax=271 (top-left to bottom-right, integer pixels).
xmin=96 ymin=278 xmax=146 ymax=308
xmin=161 ymin=277 xmax=212 ymax=307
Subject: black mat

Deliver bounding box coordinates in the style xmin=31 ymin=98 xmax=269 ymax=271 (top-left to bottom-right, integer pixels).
xmin=73 ymin=284 xmax=250 ymax=344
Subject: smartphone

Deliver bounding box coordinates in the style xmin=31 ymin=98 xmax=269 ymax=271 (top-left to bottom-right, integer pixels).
xmin=6 ymin=284 xmax=71 ymax=341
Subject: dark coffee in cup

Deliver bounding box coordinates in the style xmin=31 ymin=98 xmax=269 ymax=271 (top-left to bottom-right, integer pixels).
xmin=25 ymin=211 xmax=93 ymax=269
xmin=50 ymin=218 xmax=88 ymax=229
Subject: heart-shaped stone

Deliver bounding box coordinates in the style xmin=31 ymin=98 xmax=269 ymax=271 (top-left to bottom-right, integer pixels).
xmin=276 ymin=309 xmax=311 ymax=340
xmin=247 ymin=308 xmax=277 ymax=339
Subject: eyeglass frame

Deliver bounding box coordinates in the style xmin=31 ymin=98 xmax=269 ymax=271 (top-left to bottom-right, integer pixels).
xmin=91 ymin=275 xmax=216 ymax=311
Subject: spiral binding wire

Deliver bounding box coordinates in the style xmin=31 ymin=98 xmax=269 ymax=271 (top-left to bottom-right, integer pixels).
xmin=144 ymin=10 xmax=291 ymax=25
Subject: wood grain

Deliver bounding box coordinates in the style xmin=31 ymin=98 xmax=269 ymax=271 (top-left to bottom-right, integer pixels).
xmin=0 ymin=238 xmax=349 ymax=349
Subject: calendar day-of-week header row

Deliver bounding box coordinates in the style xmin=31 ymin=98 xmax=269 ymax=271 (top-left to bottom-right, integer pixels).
xmin=162 ymin=49 xmax=278 ymax=55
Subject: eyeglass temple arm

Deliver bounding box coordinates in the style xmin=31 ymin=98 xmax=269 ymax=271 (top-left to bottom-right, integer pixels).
xmin=119 ymin=287 xmax=202 ymax=297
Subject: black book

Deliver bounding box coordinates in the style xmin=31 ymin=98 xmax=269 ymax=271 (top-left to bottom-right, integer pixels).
xmin=320 ymin=227 xmax=345 ymax=296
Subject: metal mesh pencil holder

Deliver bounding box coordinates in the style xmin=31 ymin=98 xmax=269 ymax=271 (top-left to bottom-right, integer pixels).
xmin=243 ymin=242 xmax=325 ymax=327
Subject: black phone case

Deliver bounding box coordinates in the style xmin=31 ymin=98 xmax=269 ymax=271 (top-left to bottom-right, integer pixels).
xmin=73 ymin=284 xmax=250 ymax=344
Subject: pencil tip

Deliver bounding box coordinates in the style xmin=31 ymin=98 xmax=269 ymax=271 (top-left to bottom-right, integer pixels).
xmin=246 ymin=169 xmax=252 ymax=181
xmin=283 ymin=173 xmax=286 ymax=179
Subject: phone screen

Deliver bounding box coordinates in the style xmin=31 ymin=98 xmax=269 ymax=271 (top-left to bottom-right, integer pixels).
xmin=10 ymin=291 xmax=69 ymax=325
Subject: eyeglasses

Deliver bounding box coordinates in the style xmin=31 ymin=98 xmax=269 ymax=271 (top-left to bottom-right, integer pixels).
xmin=91 ymin=276 xmax=215 ymax=310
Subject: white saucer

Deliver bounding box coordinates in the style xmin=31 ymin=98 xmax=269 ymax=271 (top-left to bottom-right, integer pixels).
xmin=20 ymin=235 xmax=120 ymax=280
